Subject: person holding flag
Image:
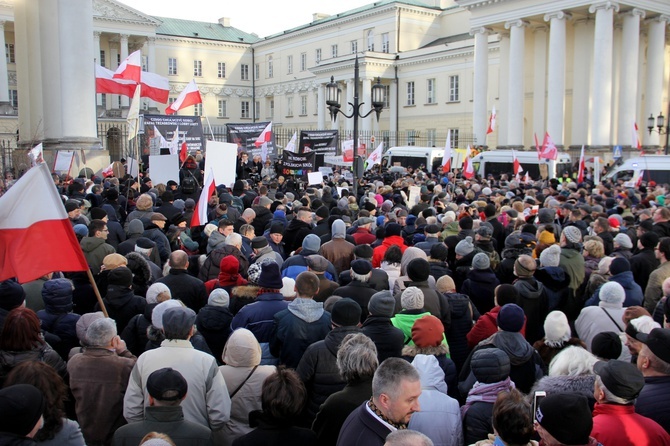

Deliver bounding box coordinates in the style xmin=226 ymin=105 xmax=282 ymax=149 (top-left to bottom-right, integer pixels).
xmin=462 ymin=145 xmax=475 ymax=179
xmin=365 ymin=142 xmax=384 ymax=171
xmin=442 ymin=132 xmax=453 ymax=174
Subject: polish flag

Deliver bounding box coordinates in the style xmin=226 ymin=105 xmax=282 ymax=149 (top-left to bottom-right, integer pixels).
xmin=165 ymin=80 xmax=203 ymax=115
xmin=169 ymin=126 xmax=180 ymax=155
xmin=95 ymin=65 xmax=137 ymax=97
xmin=113 ymin=50 xmax=142 ymax=83
xmin=255 ymin=122 xmax=273 ymax=147
xmin=0 ymin=163 xmax=89 ymax=283
xmin=140 ymin=71 xmax=169 ymax=104
xmin=534 ymin=133 xmax=542 ymax=161
xmin=633 ymin=122 xmax=642 ymax=150
xmin=284 ymin=132 xmax=297 ymax=153
xmin=191 ymin=167 xmax=216 ymax=227
xmin=539 ymin=132 xmax=558 ymax=160
xmin=512 ymin=149 xmax=523 ymax=175
xmin=29 ymin=143 xmax=44 ymax=166
xmin=365 ymin=142 xmax=384 ymax=171
xmin=486 ymin=106 xmax=496 ymax=134
xmin=442 ymin=131 xmax=452 ymax=173
xmin=577 ymin=145 xmax=585 ymax=183
xmin=462 ymin=146 xmax=475 ymax=179
xmin=102 ymin=163 xmax=115 ymax=178
xmin=180 ymin=142 xmax=188 ymax=164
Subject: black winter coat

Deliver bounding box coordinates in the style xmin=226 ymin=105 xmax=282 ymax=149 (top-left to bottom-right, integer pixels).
xmin=338 ymin=269 xmax=390 ymax=292
xmin=333 ymin=282 xmax=377 ymax=323
xmin=461 ymin=268 xmax=499 ymax=315
xmin=444 ymin=292 xmax=479 ymax=374
xmin=195 ymin=305 xmax=234 ymax=365
xmin=630 ymin=248 xmax=660 ymax=293
xmin=95 ymin=285 xmax=146 ymax=334
xmin=463 ymin=401 xmax=494 ymax=445
xmin=232 ymin=411 xmax=318 ymax=446
xmin=513 ymin=277 xmax=549 ymax=345
xmin=199 ymin=245 xmax=250 ymax=282
xmin=361 ymin=316 xmax=405 ymax=363
xmin=312 ymin=378 xmax=372 ymax=446
xmin=121 ymin=303 xmax=156 ymax=357
xmin=282 ymin=219 xmax=313 ymax=255
xmin=428 ymin=260 xmax=451 ymax=282
xmin=453 ymin=251 xmax=477 ymax=292
xmin=495 ymin=247 xmax=533 ymax=285
xmin=157 ymin=269 xmax=208 ymax=313
xmin=251 ymin=206 xmax=273 ymax=236
xmin=535 ymin=266 xmax=573 ymax=313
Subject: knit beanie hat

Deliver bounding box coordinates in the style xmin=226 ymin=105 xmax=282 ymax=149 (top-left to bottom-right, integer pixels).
xmin=537 ymin=208 xmax=555 ymax=224
xmin=220 ymin=255 xmax=240 ymax=275
xmin=539 ymin=244 xmax=561 ymax=268
xmin=436 ymin=275 xmax=456 ymax=294
xmin=331 ymin=298 xmax=362 ymax=326
xmin=208 ymin=289 xmax=230 ymax=307
xmin=146 ymin=283 xmax=171 ymax=305
xmin=543 ymin=311 xmax=571 ymax=348
xmin=302 ymin=234 xmax=321 ymax=252
xmin=411 ymin=315 xmax=444 ymax=348
xmin=0 ymin=384 xmax=46 ymax=437
xmin=609 ymin=257 xmax=631 ymax=276
xmin=471 ymin=252 xmax=490 ymax=270
xmin=280 ymin=277 xmax=296 ymax=300
xmin=0 ymin=279 xmax=26 ymax=311
xmin=538 ymin=230 xmax=556 ymax=245
xmin=459 ymin=216 xmax=474 ymax=230
xmin=430 ymin=243 xmax=449 ymax=261
xmin=562 ymin=226 xmax=582 ymax=244
xmin=385 ymin=223 xmax=402 ymax=237
xmin=107 ymin=266 xmax=133 ymax=287
xmin=455 ymin=236 xmax=475 ymax=256
xmin=471 ymin=348 xmax=511 ymax=384
xmin=599 ymin=281 xmax=625 ymax=305
xmin=247 ymin=263 xmax=263 ymax=285
xmin=257 ymin=262 xmax=283 ymax=289
xmin=73 ymin=224 xmax=89 ymax=237
xmin=536 ymin=394 xmax=593 ymax=446
xmin=591 ymin=331 xmax=623 ymax=360
xmin=407 ymin=258 xmax=430 ymax=282
xmin=127 ymin=218 xmax=144 ymax=236
xmin=614 ymin=233 xmax=633 ymax=249
xmin=401 ymin=286 xmax=424 ymax=310
xmin=497 ymin=303 xmax=525 ymax=332
xmin=368 ymin=291 xmax=396 ymax=318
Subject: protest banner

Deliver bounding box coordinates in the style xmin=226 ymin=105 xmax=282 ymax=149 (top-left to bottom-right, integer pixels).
xmin=226 ymin=121 xmax=277 ymax=160
xmin=281 ymin=151 xmax=316 ymax=179
xmin=143 ymin=114 xmax=205 ymax=156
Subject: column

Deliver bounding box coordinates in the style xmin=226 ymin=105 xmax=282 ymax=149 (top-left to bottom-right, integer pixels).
xmin=589 ymin=1 xmax=619 ymax=147
xmin=497 ymin=33 xmax=510 ymax=146
xmin=317 ymin=83 xmax=325 ymax=129
xmin=145 ymin=36 xmax=156 ymax=110
xmin=611 ymin=23 xmax=622 ymax=143
xmin=532 ymin=25 xmax=547 ymax=144
xmin=0 ymin=21 xmax=10 ymax=112
xmin=471 ymin=27 xmax=490 ymax=147
xmin=389 ymin=78 xmax=398 ymax=146
xmin=644 ymin=15 xmax=669 ymax=146
xmin=119 ymin=33 xmax=129 ymax=108
xmin=618 ymin=9 xmax=644 ymax=147
xmin=504 ymin=20 xmax=528 ymax=147
xmin=545 ymin=11 xmax=571 ymax=146
xmin=345 ymin=79 xmax=354 ymax=133
xmin=571 ymin=19 xmax=593 ymax=145
xmin=361 ymin=77 xmax=372 ymax=135
xmin=93 ymin=31 xmax=102 ymax=108
xmin=39 ymin=0 xmax=63 ymax=140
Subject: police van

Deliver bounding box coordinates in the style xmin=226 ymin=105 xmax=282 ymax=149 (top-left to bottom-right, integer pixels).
xmin=381 ymin=146 xmax=465 ymax=172
xmin=470 ymin=150 xmax=572 ymax=179
xmin=604 ymin=155 xmax=670 ymax=185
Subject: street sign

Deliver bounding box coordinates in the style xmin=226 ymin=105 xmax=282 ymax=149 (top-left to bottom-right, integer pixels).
xmin=613 ymin=145 xmax=622 ymax=160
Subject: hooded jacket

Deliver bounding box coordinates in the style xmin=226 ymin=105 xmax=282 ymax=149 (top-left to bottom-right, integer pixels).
xmin=514 ymin=277 xmax=549 ymax=344
xmin=443 ymin=292 xmax=478 ymax=373
xmin=559 ymin=246 xmax=586 ymax=294
xmin=270 ymin=298 xmax=331 ymax=369
xmin=535 ymin=266 xmax=573 ymax=314
xmin=200 ymin=245 xmax=250 ymax=282
xmin=80 ymin=236 xmax=115 ymax=275
xmin=585 ymin=271 xmax=644 ymax=308
xmin=207 ymin=230 xmax=227 ymax=254
xmin=461 ymin=268 xmax=499 ymax=315
xmin=157 ymin=268 xmax=208 ymax=313
xmin=37 ymin=280 xmax=80 ymax=359
xmin=141 ymin=220 xmax=171 ymax=264
xmin=95 ymin=285 xmax=146 ymax=334
xmin=372 ymin=235 xmax=408 ymax=268
xmin=196 ymin=304 xmax=234 ymax=365
xmin=402 ymin=344 xmax=458 ymax=401
xmin=496 ymin=246 xmax=533 ymax=285
xmin=281 ymin=249 xmax=338 ymax=282
xmin=319 ymin=220 xmax=355 ymax=275
xmin=282 ymin=218 xmax=313 ymax=255
xmin=121 ymin=302 xmax=156 ymax=357
xmin=361 ymin=315 xmax=405 ymax=363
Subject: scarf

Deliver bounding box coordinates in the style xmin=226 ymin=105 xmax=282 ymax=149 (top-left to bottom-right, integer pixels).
xmin=461 ymin=377 xmax=515 ymax=416
xmin=368 ymin=398 xmax=407 ymax=430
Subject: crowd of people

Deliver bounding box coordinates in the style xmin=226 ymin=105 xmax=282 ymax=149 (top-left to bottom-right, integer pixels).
xmin=3 ymin=152 xmax=670 ymax=446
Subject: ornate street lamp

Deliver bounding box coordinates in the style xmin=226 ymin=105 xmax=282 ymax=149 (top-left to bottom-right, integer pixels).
xmin=647 ymin=111 xmax=670 ymax=155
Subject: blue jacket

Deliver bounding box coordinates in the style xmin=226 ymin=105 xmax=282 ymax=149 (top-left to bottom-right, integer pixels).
xmin=281 ymin=250 xmax=337 ymax=281
xmin=635 ymin=375 xmax=670 ymax=433
xmin=231 ymin=292 xmax=288 ymax=343
xmin=585 ymin=271 xmax=644 ymax=308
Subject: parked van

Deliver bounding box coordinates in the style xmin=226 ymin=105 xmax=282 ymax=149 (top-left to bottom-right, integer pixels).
xmin=470 ymin=150 xmax=572 ymax=179
xmin=604 ymin=156 xmax=670 ymax=185
xmin=381 ymin=146 xmax=465 ymax=172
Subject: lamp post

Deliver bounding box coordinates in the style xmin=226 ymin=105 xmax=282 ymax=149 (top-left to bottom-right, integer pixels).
xmin=647 ymin=107 xmax=670 ymax=155
xmin=326 ymin=55 xmax=385 ymax=196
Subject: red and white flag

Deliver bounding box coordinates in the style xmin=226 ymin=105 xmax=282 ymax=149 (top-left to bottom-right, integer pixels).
xmin=633 ymin=122 xmax=642 ymax=150
xmin=534 ymin=133 xmax=542 ymax=161
xmin=365 ymin=142 xmax=384 ymax=171
xmin=29 ymin=143 xmax=44 ymax=166
xmin=512 ymin=149 xmax=523 ymax=175
xmin=113 ymin=50 xmax=142 ymax=83
xmin=442 ymin=131 xmax=452 ymax=174
xmin=102 ymin=163 xmax=115 ymax=178
xmin=140 ymin=71 xmax=169 ymax=104
xmin=180 ymin=142 xmax=188 ymax=164
xmin=577 ymin=145 xmax=586 ymax=183
xmin=462 ymin=145 xmax=474 ymax=179
xmin=169 ymin=126 xmax=180 ymax=155
xmin=486 ymin=106 xmax=496 ymax=135
xmin=255 ymin=122 xmax=273 ymax=147
xmin=0 ymin=163 xmax=89 ymax=283
xmin=95 ymin=65 xmax=137 ymax=97
xmin=284 ymin=132 xmax=298 ymax=153
xmin=539 ymin=132 xmax=558 ymax=160
xmin=165 ymin=80 xmax=203 ymax=115
xmin=191 ymin=167 xmax=216 ymax=227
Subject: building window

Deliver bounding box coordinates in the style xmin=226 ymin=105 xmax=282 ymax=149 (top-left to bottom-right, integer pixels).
xmin=351 ymin=40 xmax=358 ymax=54
xmin=300 ymin=53 xmax=307 ymax=71
xmin=101 ymin=94 xmax=106 ymax=109
xmin=193 ymin=103 xmax=202 ymax=116
xmin=99 ymin=49 xmax=106 ymax=67
xmin=218 ymin=100 xmax=227 ymax=118
xmin=254 ymin=101 xmax=260 ymax=120
xmin=300 ymin=95 xmax=307 ymax=115
xmin=382 ymin=33 xmax=390 ymax=53
xmin=8 ymin=89 xmax=17 ymax=108
xmin=168 ymin=57 xmax=177 ymax=75
xmin=367 ymin=30 xmax=374 ymax=51
xmin=427 ymin=129 xmax=437 ymax=147
xmin=449 ymin=129 xmax=460 ymax=148
xmin=168 ymin=97 xmax=177 ymax=106
xmin=267 ymin=56 xmax=273 ymax=78
xmin=315 ymin=48 xmax=321 ymax=63
xmin=241 ymin=64 xmax=249 ymax=80
xmin=406 ymin=82 xmax=414 ymax=106
xmin=255 ymin=63 xmax=259 ymax=80
xmin=241 ymin=101 xmax=250 ymax=118
xmin=117 ymin=54 xmax=121 ymax=66
xmin=142 ymin=55 xmax=149 ymax=72
xmin=287 ymin=55 xmax=293 ymax=74
xmin=269 ymin=99 xmax=274 ymax=118
xmin=287 ymin=97 xmax=293 ymax=116
xmin=449 ymin=75 xmax=460 ymax=102
xmin=407 ymin=130 xmax=417 ymax=146
xmin=218 ymin=62 xmax=226 ymax=78
xmin=331 ymin=44 xmax=338 ymax=58
xmin=193 ymin=60 xmax=202 ymax=77
xmin=427 ymin=78 xmax=436 ymax=104
xmin=383 ymin=85 xmax=390 ymax=108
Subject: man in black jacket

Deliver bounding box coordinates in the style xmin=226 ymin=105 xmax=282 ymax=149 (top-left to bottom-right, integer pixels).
xmin=361 ymin=291 xmax=404 ymax=363
xmin=157 ymin=251 xmax=208 ymax=313
xmin=283 ymin=209 xmax=314 ymax=254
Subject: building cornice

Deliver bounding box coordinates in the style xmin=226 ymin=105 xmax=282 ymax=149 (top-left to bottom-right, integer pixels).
xmin=155 ymin=35 xmax=251 ymax=50
xmin=92 ymin=0 xmax=162 ymax=27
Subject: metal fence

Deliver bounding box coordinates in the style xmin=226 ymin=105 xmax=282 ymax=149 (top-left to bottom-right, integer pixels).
xmin=0 ymin=139 xmax=31 ymax=177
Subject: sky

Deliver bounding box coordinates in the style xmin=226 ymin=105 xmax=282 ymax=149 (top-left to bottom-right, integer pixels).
xmin=117 ymin=0 xmax=375 ymax=38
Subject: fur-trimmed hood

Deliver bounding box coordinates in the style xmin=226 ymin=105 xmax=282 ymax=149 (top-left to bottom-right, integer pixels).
xmin=232 ymin=284 xmax=260 ymax=299
xmin=402 ymin=343 xmax=450 ymax=357
xmin=125 ymin=251 xmax=152 ymax=284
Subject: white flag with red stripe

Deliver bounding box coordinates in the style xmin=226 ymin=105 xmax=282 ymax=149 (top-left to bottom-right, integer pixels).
xmin=577 ymin=145 xmax=585 ymax=183
xmin=165 ymin=80 xmax=203 ymax=115
xmin=0 ymin=163 xmax=89 ymax=282
xmin=284 ymin=132 xmax=297 ymax=153
xmin=462 ymin=145 xmax=474 ymax=179
xmin=486 ymin=106 xmax=496 ymax=134
xmin=365 ymin=142 xmax=384 ymax=171
xmin=442 ymin=131 xmax=452 ymax=173
xmin=512 ymin=149 xmax=523 ymax=175
xmin=191 ymin=167 xmax=216 ymax=227
xmin=102 ymin=162 xmax=115 ymax=178
xmin=95 ymin=65 xmax=137 ymax=97
xmin=255 ymin=122 xmax=273 ymax=147
xmin=113 ymin=50 xmax=142 ymax=83
xmin=633 ymin=122 xmax=642 ymax=150
xmin=140 ymin=71 xmax=169 ymax=104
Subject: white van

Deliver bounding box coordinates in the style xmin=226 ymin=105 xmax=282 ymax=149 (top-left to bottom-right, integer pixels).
xmin=470 ymin=150 xmax=572 ymax=179
xmin=381 ymin=146 xmax=465 ymax=172
xmin=604 ymin=156 xmax=670 ymax=185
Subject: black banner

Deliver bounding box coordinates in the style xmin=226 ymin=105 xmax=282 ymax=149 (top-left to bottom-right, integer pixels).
xmin=226 ymin=122 xmax=277 ymax=160
xmin=142 ymin=114 xmax=205 ymax=156
xmin=299 ymin=130 xmax=339 ymax=154
xmin=281 ymin=151 xmax=316 ymax=179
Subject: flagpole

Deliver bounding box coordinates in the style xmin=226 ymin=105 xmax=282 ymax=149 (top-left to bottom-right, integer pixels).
xmin=204 ymin=115 xmax=215 ymax=140
xmin=86 ymin=269 xmax=109 ymax=317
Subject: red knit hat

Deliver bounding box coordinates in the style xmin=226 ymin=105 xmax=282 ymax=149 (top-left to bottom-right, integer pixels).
xmin=411 ymin=315 xmax=444 ymax=348
xmin=219 ymin=255 xmax=239 ymax=274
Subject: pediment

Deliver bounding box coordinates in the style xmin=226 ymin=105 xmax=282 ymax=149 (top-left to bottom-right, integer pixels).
xmin=93 ymin=0 xmax=161 ymax=26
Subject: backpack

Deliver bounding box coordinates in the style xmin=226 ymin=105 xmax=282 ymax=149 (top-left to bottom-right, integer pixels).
xmin=181 ymin=175 xmax=197 ymax=194
xmin=231 ymin=196 xmax=244 ymax=213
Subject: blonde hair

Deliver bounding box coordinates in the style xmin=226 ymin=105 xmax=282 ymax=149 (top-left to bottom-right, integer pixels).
xmin=583 ymin=239 xmax=604 ymax=258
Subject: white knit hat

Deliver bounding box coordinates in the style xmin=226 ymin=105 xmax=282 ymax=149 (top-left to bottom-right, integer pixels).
xmin=539 ymin=244 xmax=561 ymax=268
xmin=401 ymin=286 xmax=424 ymax=310
xmin=151 ymin=300 xmax=183 ymax=329
xmin=208 ymin=289 xmax=230 ymax=307
xmin=599 ymin=282 xmax=625 ymax=306
xmin=543 ymin=310 xmax=571 ymax=347
xmin=146 ymin=283 xmax=171 ymax=305
xmin=280 ymin=277 xmax=296 ymax=299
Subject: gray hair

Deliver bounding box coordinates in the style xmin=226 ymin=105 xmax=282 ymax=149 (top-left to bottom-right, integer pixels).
xmin=630 ymin=315 xmax=661 ymax=334
xmin=385 ymin=430 xmax=434 ymax=446
xmin=372 ymin=357 xmax=420 ymax=400
xmin=548 ymin=346 xmax=598 ymax=377
xmin=225 ymin=232 xmax=242 ymax=248
xmin=337 ymin=333 xmax=378 ymax=383
xmin=640 ymin=344 xmax=670 ymax=375
xmin=85 ymin=318 xmax=117 ymax=347
xmin=242 ymin=208 xmax=256 ymax=219
xmin=595 ymin=374 xmax=632 ymax=405
xmin=351 ymin=270 xmax=371 ymax=283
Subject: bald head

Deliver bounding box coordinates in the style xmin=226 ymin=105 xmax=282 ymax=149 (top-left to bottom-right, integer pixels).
xmin=169 ymin=250 xmax=188 ymax=269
